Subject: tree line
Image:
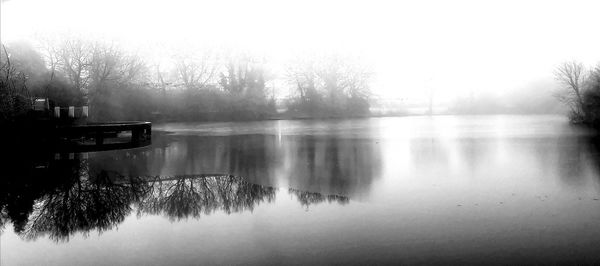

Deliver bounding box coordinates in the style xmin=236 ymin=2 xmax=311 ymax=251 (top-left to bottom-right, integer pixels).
xmin=0 ymin=39 xmax=371 ymax=124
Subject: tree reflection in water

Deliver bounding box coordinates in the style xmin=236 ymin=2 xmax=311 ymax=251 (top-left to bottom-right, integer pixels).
xmin=289 ymin=188 xmax=349 ymax=208
xmin=0 ymin=162 xmax=349 ymax=242
xmin=136 ymin=175 xmax=278 ymax=220
xmin=22 ymin=170 xmax=149 ymax=241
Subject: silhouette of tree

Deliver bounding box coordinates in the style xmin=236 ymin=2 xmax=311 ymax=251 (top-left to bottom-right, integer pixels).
xmin=581 ymin=65 xmax=600 ymax=125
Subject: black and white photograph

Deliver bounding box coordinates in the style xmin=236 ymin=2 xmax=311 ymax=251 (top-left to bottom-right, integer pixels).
xmin=2 ymin=0 xmax=600 ymax=265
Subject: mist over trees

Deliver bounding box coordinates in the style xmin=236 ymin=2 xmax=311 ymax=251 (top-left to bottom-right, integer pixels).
xmin=5 ymin=36 xmax=584 ymax=124
xmin=0 ymin=38 xmax=372 ymax=123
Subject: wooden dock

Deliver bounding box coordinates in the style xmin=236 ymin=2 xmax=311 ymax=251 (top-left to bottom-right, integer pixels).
xmin=53 ymin=121 xmax=152 ymax=152
xmin=4 ymin=100 xmax=153 ymax=153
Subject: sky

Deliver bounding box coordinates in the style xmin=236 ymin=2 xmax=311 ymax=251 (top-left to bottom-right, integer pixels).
xmin=2 ymin=0 xmax=600 ymax=102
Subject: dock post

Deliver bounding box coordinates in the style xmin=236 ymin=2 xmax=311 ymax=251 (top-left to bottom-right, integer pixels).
xmin=54 ymin=107 xmax=60 ymax=118
xmin=145 ymin=124 xmax=152 ymax=138
xmin=82 ymin=106 xmax=88 ymax=118
xmin=95 ymin=131 xmax=104 ymax=145
xmin=68 ymin=106 xmax=75 ymax=118
xmin=132 ymin=128 xmax=140 ymax=145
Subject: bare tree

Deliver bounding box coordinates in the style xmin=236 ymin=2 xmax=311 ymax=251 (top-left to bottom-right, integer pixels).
xmin=153 ymin=63 xmax=168 ymax=94
xmin=286 ymin=59 xmax=319 ymax=104
xmin=0 ymin=44 xmax=31 ymax=122
xmin=56 ymin=39 xmax=93 ymax=92
xmin=173 ymin=51 xmax=218 ymax=90
xmin=37 ymin=36 xmax=60 ymax=82
xmin=86 ymin=42 xmax=146 ymax=86
xmin=89 ymin=42 xmax=121 ymax=86
xmin=554 ymin=61 xmax=589 ymax=119
xmin=118 ymin=54 xmax=146 ymax=84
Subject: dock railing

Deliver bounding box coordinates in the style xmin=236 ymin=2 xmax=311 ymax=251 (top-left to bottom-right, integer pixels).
xmin=53 ymin=106 xmax=89 ymax=119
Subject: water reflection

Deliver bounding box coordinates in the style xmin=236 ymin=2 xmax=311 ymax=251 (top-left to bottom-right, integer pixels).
xmin=0 ymin=158 xmax=348 ymax=242
xmin=90 ymin=133 xmax=382 ymax=198
xmin=5 ymin=116 xmax=600 ymax=265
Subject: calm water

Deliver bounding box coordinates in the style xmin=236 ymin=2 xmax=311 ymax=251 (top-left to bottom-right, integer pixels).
xmin=3 ymin=115 xmax=600 ymax=265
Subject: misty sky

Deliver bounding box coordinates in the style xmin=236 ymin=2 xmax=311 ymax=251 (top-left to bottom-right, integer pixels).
xmin=2 ymin=0 xmax=600 ymax=102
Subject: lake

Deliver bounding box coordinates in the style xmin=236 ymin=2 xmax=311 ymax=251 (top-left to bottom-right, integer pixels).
xmin=2 ymin=115 xmax=600 ymax=265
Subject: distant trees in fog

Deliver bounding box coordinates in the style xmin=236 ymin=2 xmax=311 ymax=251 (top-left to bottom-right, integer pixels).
xmin=173 ymin=50 xmax=218 ymax=91
xmin=286 ymin=55 xmax=371 ymax=117
xmin=151 ymin=50 xmax=275 ymax=121
xmin=554 ymin=61 xmax=600 ymax=125
xmin=0 ymin=37 xmax=372 ymax=123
